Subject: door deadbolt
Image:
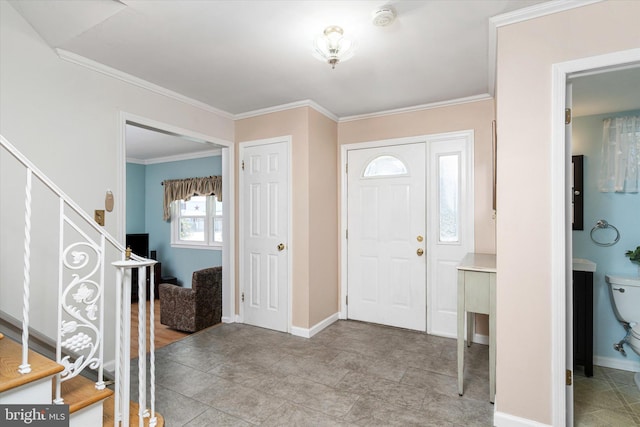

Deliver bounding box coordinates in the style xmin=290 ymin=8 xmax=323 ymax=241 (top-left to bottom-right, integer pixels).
xmin=277 ymin=243 xmax=285 ymax=251
xmin=417 ymin=235 xmax=424 ymax=242
xmin=417 ymin=248 xmax=424 ymax=256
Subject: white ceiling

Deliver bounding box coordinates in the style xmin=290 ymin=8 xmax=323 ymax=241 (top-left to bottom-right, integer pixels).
xmin=9 ymin=0 xmax=640 ymax=160
xmin=572 ymin=67 xmax=640 ymax=118
xmin=125 ymin=124 xmax=220 ymax=164
xmin=11 ymin=0 xmax=549 ymax=119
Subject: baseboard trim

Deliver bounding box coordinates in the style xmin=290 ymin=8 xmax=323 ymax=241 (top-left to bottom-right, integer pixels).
xmin=221 ymin=316 xmax=235 ymax=324
xmin=493 ymin=411 xmax=552 ymax=427
xmin=473 ymin=333 xmax=489 ymax=345
xmin=594 ymin=355 xmax=640 ymax=372
xmin=290 ymin=313 xmax=339 ymax=339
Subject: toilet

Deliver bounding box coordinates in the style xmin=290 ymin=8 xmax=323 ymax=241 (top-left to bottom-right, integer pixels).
xmin=605 ymin=274 xmax=640 ymax=390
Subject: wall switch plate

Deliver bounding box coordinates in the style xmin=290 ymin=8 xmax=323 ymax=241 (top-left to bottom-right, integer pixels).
xmin=95 ymin=209 xmax=105 ymax=226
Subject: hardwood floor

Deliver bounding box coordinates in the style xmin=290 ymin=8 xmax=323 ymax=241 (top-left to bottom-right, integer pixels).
xmin=129 ymin=299 xmax=189 ymax=358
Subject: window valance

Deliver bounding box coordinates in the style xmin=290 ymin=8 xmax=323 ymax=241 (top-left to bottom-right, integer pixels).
xmin=162 ymin=176 xmax=222 ymax=220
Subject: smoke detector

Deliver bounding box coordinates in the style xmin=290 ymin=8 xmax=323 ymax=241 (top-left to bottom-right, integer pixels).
xmin=372 ymin=6 xmax=396 ymax=27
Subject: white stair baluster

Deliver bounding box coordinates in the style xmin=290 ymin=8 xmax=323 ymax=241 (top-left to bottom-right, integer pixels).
xmin=138 ymin=266 xmax=147 ymax=426
xmin=149 ymin=265 xmax=157 ymax=427
xmin=19 ymin=169 xmax=33 ymax=375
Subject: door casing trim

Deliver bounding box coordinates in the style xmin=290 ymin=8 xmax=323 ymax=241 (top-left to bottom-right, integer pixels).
xmin=550 ymin=48 xmax=640 ymax=427
xmin=117 ymin=112 xmax=236 ymax=326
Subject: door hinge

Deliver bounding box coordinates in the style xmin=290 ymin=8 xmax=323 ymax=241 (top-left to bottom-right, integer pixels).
xmin=565 ymin=108 xmax=572 ymax=125
xmin=345 ymin=163 xmax=348 ymax=173
xmin=346 ymin=295 xmax=348 ymax=305
xmin=241 ymin=160 xmax=245 ymax=171
xmin=241 ymin=292 xmax=245 ymax=302
xmin=566 ymin=369 xmax=572 ymax=386
xmin=346 ymin=229 xmax=348 ymax=239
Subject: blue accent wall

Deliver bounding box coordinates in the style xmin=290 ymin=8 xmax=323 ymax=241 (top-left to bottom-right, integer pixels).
xmin=572 ymin=109 xmax=640 ymax=367
xmin=126 ymin=163 xmax=146 ymax=234
xmin=126 ymin=155 xmax=222 ymax=287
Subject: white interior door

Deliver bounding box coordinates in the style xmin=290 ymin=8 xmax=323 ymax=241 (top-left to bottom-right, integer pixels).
xmin=240 ymin=139 xmax=289 ymax=332
xmin=427 ymin=132 xmax=475 ymax=338
xmin=347 ymin=142 xmax=426 ymax=331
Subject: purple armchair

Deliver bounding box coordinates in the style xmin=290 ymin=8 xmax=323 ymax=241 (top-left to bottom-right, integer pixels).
xmin=159 ymin=267 xmax=222 ymax=332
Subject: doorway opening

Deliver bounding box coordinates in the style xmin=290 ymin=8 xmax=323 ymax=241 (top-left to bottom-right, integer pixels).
xmin=118 ymin=114 xmax=235 ymax=348
xmin=569 ymin=66 xmax=640 ymax=425
xmin=550 ymin=49 xmax=640 ymax=426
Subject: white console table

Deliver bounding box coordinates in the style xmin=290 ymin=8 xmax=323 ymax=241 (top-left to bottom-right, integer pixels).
xmin=457 ymin=253 xmax=496 ymax=403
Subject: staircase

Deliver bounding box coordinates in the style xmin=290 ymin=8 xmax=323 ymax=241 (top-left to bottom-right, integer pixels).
xmin=0 ymin=134 xmax=164 ymax=426
xmin=1 ymin=335 xmax=164 ymax=426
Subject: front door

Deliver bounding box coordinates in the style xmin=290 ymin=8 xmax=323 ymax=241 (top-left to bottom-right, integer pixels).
xmin=347 ymin=142 xmax=426 ymax=331
xmin=345 ymin=132 xmax=474 ymax=335
xmin=239 ymin=138 xmax=289 ymax=332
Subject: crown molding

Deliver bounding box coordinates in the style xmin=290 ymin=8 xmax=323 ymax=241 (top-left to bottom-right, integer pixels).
xmin=234 ymin=99 xmax=338 ymax=122
xmin=58 ymin=0 xmax=601 ymax=131
xmin=338 ymin=94 xmax=493 ymax=123
xmin=56 ymin=49 xmax=235 ymax=120
xmin=487 ymin=0 xmax=604 ymax=95
xmin=57 ymin=46 xmax=487 ymax=124
xmin=126 ymin=148 xmax=222 ymax=165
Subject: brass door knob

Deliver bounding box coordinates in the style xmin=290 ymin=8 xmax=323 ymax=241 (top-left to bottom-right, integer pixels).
xmin=417 ymin=248 xmax=424 ymax=256
xmin=277 ymin=243 xmax=285 ymax=251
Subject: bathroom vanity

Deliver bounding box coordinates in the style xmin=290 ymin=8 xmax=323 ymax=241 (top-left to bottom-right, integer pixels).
xmin=573 ymin=258 xmax=596 ymax=377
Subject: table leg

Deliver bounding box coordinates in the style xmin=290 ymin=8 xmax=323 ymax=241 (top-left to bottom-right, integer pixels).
xmin=457 ymin=270 xmax=465 ymax=396
xmin=467 ymin=312 xmax=473 ymax=347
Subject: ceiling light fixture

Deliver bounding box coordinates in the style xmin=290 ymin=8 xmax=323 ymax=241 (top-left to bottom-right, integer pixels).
xmin=313 ymin=26 xmax=355 ymax=69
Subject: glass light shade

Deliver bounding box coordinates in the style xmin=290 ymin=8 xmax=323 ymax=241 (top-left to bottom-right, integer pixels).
xmin=313 ymin=26 xmax=355 ymax=69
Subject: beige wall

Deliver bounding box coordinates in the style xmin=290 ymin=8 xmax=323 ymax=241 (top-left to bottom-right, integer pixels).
xmin=308 ymin=109 xmax=340 ymax=326
xmin=235 ymin=107 xmax=339 ymax=329
xmin=0 ymin=2 xmax=234 ymax=367
xmin=234 ymin=100 xmax=494 ymax=331
xmin=495 ymin=1 xmax=640 ymax=423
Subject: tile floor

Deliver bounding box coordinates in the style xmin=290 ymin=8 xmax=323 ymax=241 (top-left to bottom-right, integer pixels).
xmin=131 ymin=320 xmax=495 ymax=426
xmin=574 ymin=365 xmax=640 ymax=426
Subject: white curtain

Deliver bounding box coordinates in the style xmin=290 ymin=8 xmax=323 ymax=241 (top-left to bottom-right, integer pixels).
xmin=599 ymin=115 xmax=640 ymax=193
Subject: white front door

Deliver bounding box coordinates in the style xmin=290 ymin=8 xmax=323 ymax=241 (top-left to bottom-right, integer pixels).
xmin=347 ymin=143 xmax=426 ymax=331
xmin=427 ymin=132 xmax=475 ymax=338
xmin=239 ymin=138 xmax=290 ymax=332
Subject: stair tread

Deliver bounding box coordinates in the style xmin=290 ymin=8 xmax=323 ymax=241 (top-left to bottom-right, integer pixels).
xmin=103 ymin=395 xmax=165 ymax=427
xmin=0 ymin=335 xmax=64 ymax=393
xmin=55 ymin=374 xmax=113 ymax=413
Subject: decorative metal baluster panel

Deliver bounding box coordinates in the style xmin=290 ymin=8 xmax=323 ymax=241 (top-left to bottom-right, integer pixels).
xmin=58 ymin=220 xmax=105 ymax=383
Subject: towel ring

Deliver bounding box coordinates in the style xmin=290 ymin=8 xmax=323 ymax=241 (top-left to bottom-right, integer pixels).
xmin=590 ymin=219 xmax=620 ymax=247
